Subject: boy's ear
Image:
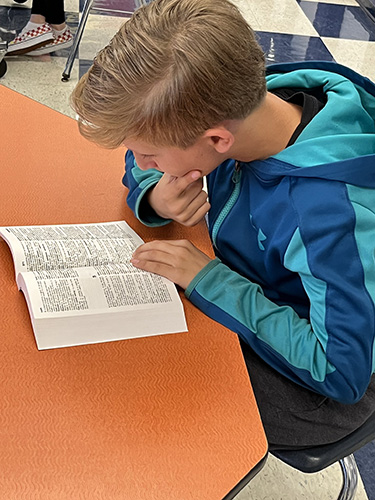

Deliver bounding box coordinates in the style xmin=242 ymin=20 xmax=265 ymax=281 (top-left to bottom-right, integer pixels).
xmin=203 ymin=126 xmax=234 ymax=154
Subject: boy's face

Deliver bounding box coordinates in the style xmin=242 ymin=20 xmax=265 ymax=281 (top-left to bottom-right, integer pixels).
xmin=124 ymin=137 xmax=221 ymax=178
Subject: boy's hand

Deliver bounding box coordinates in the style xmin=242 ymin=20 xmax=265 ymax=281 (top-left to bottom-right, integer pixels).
xmin=131 ymin=239 xmax=211 ymax=289
xmin=147 ymin=171 xmax=210 ymax=226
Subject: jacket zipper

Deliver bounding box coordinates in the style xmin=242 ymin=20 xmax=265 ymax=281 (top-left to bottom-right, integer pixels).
xmin=211 ymin=161 xmax=242 ymax=249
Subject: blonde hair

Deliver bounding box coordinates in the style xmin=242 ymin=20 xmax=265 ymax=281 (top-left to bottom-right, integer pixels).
xmin=71 ymin=0 xmax=266 ymax=149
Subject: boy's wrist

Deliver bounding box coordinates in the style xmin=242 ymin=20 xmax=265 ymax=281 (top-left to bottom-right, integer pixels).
xmin=146 ymin=185 xmax=168 ymax=219
xmin=136 ymin=185 xmax=171 ymax=227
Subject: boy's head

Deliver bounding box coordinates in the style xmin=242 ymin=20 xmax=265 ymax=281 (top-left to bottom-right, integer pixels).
xmin=71 ymin=0 xmax=266 ymax=150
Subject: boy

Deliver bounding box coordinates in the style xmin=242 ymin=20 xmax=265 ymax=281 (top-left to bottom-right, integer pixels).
xmin=71 ymin=0 xmax=375 ymax=449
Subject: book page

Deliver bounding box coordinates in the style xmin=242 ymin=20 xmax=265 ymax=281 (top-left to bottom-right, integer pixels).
xmin=0 ymin=221 xmax=143 ymax=277
xmin=18 ymin=262 xmax=187 ymax=349
xmin=18 ymin=263 xmax=180 ymax=319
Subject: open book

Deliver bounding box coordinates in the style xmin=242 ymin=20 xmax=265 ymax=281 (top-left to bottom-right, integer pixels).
xmin=0 ymin=221 xmax=187 ymax=350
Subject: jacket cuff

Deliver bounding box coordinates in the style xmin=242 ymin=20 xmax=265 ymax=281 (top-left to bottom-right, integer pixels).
xmin=135 ymin=183 xmax=172 ymax=227
xmin=185 ymin=258 xmax=222 ymax=298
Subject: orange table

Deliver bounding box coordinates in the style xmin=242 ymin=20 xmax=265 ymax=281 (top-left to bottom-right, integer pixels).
xmin=0 ymin=85 xmax=267 ymax=499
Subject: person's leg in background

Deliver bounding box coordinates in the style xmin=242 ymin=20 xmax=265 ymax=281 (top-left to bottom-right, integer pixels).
xmin=7 ymin=0 xmax=73 ymax=56
xmin=31 ymin=0 xmax=65 ymax=30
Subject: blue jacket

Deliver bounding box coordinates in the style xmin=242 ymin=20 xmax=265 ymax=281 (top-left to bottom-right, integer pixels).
xmin=123 ymin=62 xmax=375 ymax=404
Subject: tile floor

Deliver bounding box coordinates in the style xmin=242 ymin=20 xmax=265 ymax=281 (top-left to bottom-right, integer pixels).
xmin=1 ymin=0 xmax=374 ymax=498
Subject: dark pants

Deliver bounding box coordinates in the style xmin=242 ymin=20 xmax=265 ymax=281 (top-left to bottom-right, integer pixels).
xmin=31 ymin=0 xmax=65 ymax=25
xmin=240 ymin=339 xmax=375 ymax=450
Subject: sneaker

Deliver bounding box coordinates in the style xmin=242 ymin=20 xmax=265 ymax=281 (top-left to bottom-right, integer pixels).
xmin=28 ymin=27 xmax=73 ymax=56
xmin=7 ymin=23 xmax=54 ymax=55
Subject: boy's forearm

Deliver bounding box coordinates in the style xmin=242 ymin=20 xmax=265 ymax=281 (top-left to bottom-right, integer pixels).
xmin=185 ymin=259 xmax=374 ymax=405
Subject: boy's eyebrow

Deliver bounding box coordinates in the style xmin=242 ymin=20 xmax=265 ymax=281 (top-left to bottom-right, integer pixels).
xmin=132 ymin=149 xmax=157 ymax=157
xmin=133 ymin=153 xmax=156 ymax=159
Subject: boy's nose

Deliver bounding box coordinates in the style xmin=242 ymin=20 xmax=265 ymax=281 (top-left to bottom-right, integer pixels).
xmin=135 ymin=155 xmax=157 ymax=171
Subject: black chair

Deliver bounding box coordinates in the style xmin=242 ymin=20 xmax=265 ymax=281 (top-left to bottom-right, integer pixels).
xmin=271 ymin=412 xmax=375 ymax=499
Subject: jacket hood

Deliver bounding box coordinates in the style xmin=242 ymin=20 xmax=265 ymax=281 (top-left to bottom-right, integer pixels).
xmin=254 ymin=61 xmax=375 ymax=188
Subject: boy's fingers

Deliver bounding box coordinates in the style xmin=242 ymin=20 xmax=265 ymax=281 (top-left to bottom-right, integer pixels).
xmin=185 ymin=201 xmax=211 ymax=226
xmin=132 ymin=259 xmax=176 ymax=283
xmin=132 ymin=248 xmax=173 ymax=265
xmin=176 ymin=197 xmax=211 ymax=226
xmin=132 ymin=240 xmax=175 ymax=260
xmin=132 ymin=241 xmax=185 ymax=263
xmin=131 ymin=239 xmax=212 ymax=289
xmin=167 ymin=170 xmax=203 ymax=193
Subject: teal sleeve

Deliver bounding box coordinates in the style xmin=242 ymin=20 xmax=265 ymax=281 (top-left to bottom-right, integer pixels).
xmin=123 ymin=150 xmax=172 ymax=227
xmin=184 ymin=257 xmax=366 ymax=403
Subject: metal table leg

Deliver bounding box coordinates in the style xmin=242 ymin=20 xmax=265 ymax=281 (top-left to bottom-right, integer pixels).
xmin=62 ymin=0 xmax=94 ymax=82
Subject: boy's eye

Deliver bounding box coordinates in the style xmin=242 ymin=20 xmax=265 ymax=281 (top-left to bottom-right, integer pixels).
xmin=141 ymin=154 xmax=154 ymax=159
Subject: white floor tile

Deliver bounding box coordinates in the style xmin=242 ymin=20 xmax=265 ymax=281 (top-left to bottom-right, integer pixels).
xmin=1 ymin=55 xmax=78 ymax=118
xmin=232 ymin=0 xmax=262 ymax=30
xmin=79 ymin=14 xmax=128 ymax=61
xmin=233 ymin=454 xmax=369 ymax=500
xmin=322 ymin=38 xmax=375 ymax=81
xmin=65 ymin=0 xmax=79 ymax=13
xmin=248 ymin=0 xmax=319 ymax=36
